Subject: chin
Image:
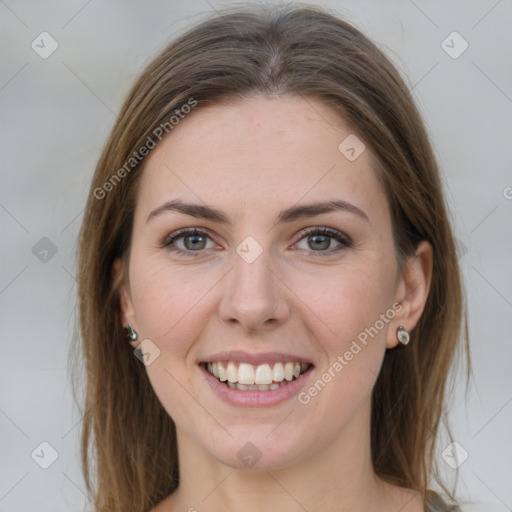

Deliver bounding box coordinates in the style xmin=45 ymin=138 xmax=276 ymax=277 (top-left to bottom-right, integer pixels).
xmin=201 ymin=424 xmax=311 ymax=471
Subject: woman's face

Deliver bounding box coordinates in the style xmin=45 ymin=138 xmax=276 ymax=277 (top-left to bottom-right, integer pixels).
xmin=118 ymin=94 xmax=418 ymax=470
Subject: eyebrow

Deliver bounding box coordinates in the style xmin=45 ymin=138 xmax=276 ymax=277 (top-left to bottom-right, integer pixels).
xmin=146 ymin=198 xmax=370 ymax=225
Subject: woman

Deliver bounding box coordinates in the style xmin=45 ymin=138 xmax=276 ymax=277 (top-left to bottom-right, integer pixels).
xmin=76 ymin=4 xmax=470 ymax=511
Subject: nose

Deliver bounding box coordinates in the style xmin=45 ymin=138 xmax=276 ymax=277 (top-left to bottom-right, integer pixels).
xmin=218 ymin=248 xmax=290 ymax=332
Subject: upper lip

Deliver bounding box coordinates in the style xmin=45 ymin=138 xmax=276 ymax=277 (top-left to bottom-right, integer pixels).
xmin=200 ymin=351 xmax=313 ymax=365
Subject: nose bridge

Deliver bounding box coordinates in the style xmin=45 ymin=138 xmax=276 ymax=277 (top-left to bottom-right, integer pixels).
xmin=218 ymin=238 xmax=287 ymax=328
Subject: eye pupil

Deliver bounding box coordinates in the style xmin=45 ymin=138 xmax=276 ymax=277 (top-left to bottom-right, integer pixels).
xmin=184 ymin=235 xmax=206 ymax=250
xmin=309 ymin=234 xmax=330 ymax=250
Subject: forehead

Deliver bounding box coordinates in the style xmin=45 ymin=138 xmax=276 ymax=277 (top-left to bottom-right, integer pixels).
xmin=136 ymin=94 xmax=388 ymax=224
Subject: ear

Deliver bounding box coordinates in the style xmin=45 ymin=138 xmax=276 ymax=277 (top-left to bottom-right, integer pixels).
xmin=112 ymin=257 xmax=138 ymax=337
xmin=387 ymin=240 xmax=433 ymax=349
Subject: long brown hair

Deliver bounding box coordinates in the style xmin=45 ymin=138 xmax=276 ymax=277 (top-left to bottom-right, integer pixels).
xmin=75 ymin=3 xmax=471 ymax=511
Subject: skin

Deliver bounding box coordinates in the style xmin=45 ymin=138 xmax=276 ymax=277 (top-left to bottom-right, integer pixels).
xmin=116 ymin=94 xmax=433 ymax=512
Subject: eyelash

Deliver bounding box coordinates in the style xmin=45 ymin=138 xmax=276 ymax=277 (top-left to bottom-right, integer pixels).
xmin=162 ymin=227 xmax=352 ymax=258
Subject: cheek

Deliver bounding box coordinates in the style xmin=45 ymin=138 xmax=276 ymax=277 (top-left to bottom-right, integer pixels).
xmin=129 ymin=256 xmax=222 ymax=359
xmin=291 ymin=256 xmax=395 ymax=345
xmin=287 ymin=254 xmax=396 ymax=409
xmin=128 ymin=258 xmax=216 ymax=423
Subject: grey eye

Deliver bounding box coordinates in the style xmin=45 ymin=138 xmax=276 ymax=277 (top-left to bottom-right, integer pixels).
xmin=178 ymin=234 xmax=209 ymax=251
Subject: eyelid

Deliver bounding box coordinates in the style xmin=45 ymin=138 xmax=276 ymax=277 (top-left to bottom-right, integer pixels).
xmin=294 ymin=226 xmax=351 ymax=244
xmin=162 ymin=227 xmax=216 ymax=246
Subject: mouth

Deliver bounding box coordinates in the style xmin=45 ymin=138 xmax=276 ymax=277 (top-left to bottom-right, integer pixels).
xmin=202 ymin=360 xmax=313 ymax=391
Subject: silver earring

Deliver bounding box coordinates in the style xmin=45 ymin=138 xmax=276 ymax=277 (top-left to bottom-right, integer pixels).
xmin=396 ymin=325 xmax=410 ymax=345
xmin=124 ymin=325 xmax=138 ymax=342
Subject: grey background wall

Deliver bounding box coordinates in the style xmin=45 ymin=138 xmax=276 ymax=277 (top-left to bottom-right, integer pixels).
xmin=1 ymin=1 xmax=511 ymax=511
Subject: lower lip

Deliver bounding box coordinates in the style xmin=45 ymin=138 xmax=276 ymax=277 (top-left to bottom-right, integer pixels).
xmin=200 ymin=364 xmax=314 ymax=408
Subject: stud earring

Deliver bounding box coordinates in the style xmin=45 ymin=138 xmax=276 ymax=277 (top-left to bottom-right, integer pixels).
xmin=396 ymin=325 xmax=410 ymax=345
xmin=124 ymin=325 xmax=138 ymax=342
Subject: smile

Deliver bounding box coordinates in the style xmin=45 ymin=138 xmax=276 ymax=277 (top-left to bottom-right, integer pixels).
xmin=204 ymin=361 xmax=312 ymax=391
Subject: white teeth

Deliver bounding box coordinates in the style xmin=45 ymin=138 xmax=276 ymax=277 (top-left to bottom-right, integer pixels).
xmin=254 ymin=364 xmax=273 ymax=385
xmin=238 ymin=363 xmax=255 ymax=385
xmin=272 ymin=362 xmax=284 ymax=382
xmin=206 ymin=360 xmax=310 ymax=389
xmin=226 ymin=361 xmax=238 ymax=383
xmin=217 ymin=362 xmax=227 ymax=381
xmin=284 ymin=362 xmax=294 ymax=381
